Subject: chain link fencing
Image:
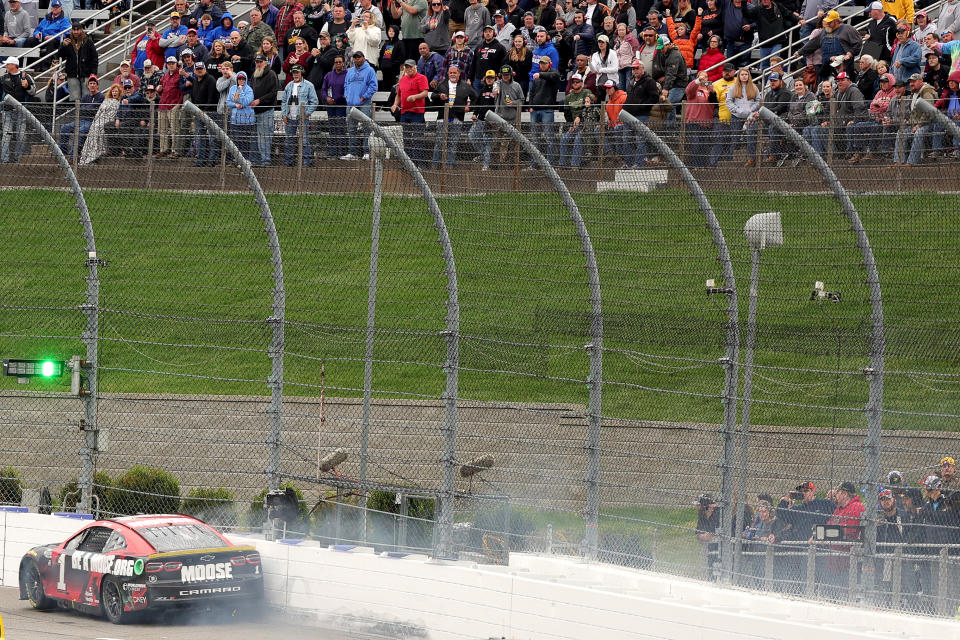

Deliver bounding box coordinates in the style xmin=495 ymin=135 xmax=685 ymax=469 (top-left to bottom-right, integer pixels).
xmin=3 ymin=92 xmax=960 ymax=616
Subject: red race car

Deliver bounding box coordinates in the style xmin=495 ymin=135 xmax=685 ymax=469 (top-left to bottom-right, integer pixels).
xmin=18 ymin=514 xmax=264 ymax=623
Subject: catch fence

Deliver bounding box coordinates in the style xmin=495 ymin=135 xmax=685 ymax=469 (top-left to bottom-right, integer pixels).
xmin=0 ymin=95 xmax=959 ymax=617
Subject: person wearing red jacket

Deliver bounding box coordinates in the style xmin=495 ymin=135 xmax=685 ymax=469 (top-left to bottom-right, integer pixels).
xmin=156 ymin=57 xmax=185 ymax=158
xmin=698 ymin=34 xmax=726 ymax=82
xmin=685 ymin=71 xmax=715 ymax=166
xmin=131 ymin=20 xmax=166 ymax=74
xmin=822 ymin=482 xmax=864 ymax=598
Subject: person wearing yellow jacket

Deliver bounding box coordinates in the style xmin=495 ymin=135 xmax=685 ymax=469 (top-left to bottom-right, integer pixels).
xmin=882 ymin=0 xmax=914 ymax=25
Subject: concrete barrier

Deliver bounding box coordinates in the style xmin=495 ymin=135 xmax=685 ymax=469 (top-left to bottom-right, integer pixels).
xmin=0 ymin=510 xmax=954 ymax=639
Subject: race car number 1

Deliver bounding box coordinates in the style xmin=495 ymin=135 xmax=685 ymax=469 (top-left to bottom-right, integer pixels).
xmin=57 ymin=554 xmax=66 ymax=591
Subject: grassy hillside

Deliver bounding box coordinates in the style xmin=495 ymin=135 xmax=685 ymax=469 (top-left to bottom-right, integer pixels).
xmin=1 ymin=187 xmax=957 ymax=431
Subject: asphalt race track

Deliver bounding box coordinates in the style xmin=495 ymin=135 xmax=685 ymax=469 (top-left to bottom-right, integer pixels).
xmin=0 ymin=587 xmax=373 ymax=639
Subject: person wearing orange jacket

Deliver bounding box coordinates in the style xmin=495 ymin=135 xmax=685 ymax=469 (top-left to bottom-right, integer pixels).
xmin=601 ymin=78 xmax=631 ymax=164
xmin=665 ymin=7 xmax=702 ymax=69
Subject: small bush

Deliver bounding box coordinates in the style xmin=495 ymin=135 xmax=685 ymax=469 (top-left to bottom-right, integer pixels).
xmin=0 ymin=467 xmax=22 ymax=505
xmin=107 ymin=466 xmax=180 ymax=515
xmin=59 ymin=472 xmax=113 ymax=512
xmin=473 ymin=504 xmax=536 ymax=552
xmin=182 ymin=487 xmax=236 ymax=528
xmin=246 ymin=483 xmax=309 ymax=533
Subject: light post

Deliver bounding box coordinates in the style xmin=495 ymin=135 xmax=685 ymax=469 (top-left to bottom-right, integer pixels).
xmin=732 ymin=212 xmax=783 ymax=578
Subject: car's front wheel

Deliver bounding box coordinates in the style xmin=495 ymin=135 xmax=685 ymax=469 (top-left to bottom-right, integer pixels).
xmin=22 ymin=562 xmax=54 ymax=610
xmin=100 ymin=577 xmax=136 ymax=624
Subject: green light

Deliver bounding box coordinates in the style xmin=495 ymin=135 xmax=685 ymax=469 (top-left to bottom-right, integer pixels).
xmin=133 ymin=559 xmax=144 ymax=575
xmin=40 ymin=361 xmax=55 ymax=377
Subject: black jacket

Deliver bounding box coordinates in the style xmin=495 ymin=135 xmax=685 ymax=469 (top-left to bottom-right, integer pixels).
xmin=229 ymin=39 xmax=255 ymax=75
xmin=527 ymin=68 xmax=560 ymax=107
xmin=471 ymin=79 xmax=497 ymax=120
xmin=652 ymin=46 xmax=686 ymax=91
xmin=250 ymin=69 xmax=279 ymax=112
xmin=0 ymin=70 xmax=34 ymax=102
xmin=430 ymin=79 xmax=477 ymax=120
xmin=116 ymin=91 xmax=148 ymax=122
xmin=755 ymin=2 xmax=798 ymax=47
xmin=190 ymin=72 xmax=221 ymax=110
xmin=865 ymin=14 xmax=897 ymax=61
xmin=473 ymin=40 xmax=507 ymax=81
xmin=763 ymin=84 xmax=792 ymax=116
xmin=624 ymin=71 xmax=659 ymax=116
xmin=57 ymin=35 xmax=99 ymax=80
xmin=307 ymin=44 xmax=343 ymax=87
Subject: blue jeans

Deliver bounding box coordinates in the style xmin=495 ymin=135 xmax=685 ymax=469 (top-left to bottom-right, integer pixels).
xmin=59 ymin=119 xmax=91 ymax=157
xmin=740 ymin=117 xmax=758 ymax=156
xmin=400 ymin=111 xmax=426 ymax=165
xmin=347 ymin=103 xmax=372 ymax=156
xmin=667 ymin=87 xmax=685 ymax=120
xmin=725 ymin=41 xmax=751 ymax=60
xmin=284 ymin=119 xmax=312 ymax=165
xmin=432 ymin=118 xmax=463 ymax=167
xmin=230 ymin=123 xmax=255 ymax=162
xmin=468 ymin=119 xmax=491 ymax=167
xmin=559 ymin=126 xmax=584 ymax=167
xmin=254 ymin=110 xmax=274 ymax=165
xmin=709 ymin=122 xmax=732 ymax=166
xmin=528 ymin=109 xmax=555 ymax=164
xmin=686 ymin=122 xmax=712 ymax=167
xmin=931 ymin=121 xmax=960 ymax=152
xmin=803 ymin=123 xmax=828 ymax=155
xmin=194 ymin=117 xmax=217 ymax=165
xmin=899 ymin=124 xmax=929 ymax=165
xmin=618 ymin=68 xmax=630 ymax=90
xmin=757 ymin=44 xmax=782 ymax=70
xmin=1 ymin=109 xmax=26 ymax=163
xmin=845 ymin=120 xmax=873 ymax=153
xmin=326 ymin=105 xmax=347 ymax=157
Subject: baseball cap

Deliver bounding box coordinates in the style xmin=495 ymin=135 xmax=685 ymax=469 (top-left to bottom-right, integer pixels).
xmin=187 ymin=28 xmax=198 ymax=34
xmin=255 ymin=53 xmax=267 ymax=61
xmin=538 ymin=56 xmax=551 ymax=65
xmin=942 ymin=456 xmax=956 ymax=466
xmin=2 ymin=56 xmax=18 ymax=66
xmin=453 ymin=30 xmax=466 ymax=38
xmin=895 ymin=79 xmax=907 ymax=87
xmin=120 ymin=60 xmax=131 ymax=67
xmin=170 ymin=10 xmax=181 ymax=17
xmin=878 ymin=487 xmax=893 ymax=499
xmin=493 ymin=10 xmax=505 ymax=17
xmin=896 ymin=24 xmax=909 ymax=31
xmin=722 ymin=62 xmax=736 ymax=71
xmin=570 ymin=73 xmax=583 ymax=80
xmin=887 ymin=470 xmax=903 ymax=485
xmin=166 ymin=56 xmax=178 ymax=63
xmin=146 ymin=84 xmax=157 ymax=91
xmin=908 ymin=72 xmax=923 ymax=81
xmin=878 ymin=74 xmax=891 ymax=82
xmin=290 ymin=64 xmax=304 ymax=73
xmin=146 ymin=19 xmax=156 ymax=26
xmin=181 ymin=48 xmax=194 ymax=57
xmin=923 ymin=475 xmax=943 ymax=490
xmin=533 ymin=25 xmax=546 ymax=33
xmin=500 ymin=64 xmax=513 ymax=74
xmin=87 ymin=74 xmax=98 ymax=82
xmin=403 ymin=58 xmax=417 ymax=66
xmin=631 ymin=59 xmax=641 ymax=68
xmin=597 ymin=34 xmax=609 ymax=42
xmin=824 ymin=9 xmax=840 ymax=22
xmin=194 ymin=61 xmax=206 ymax=69
xmin=352 ymin=50 xmax=365 ymax=57
xmin=144 ymin=59 xmax=154 ymax=67
xmin=869 ymin=0 xmax=882 ymax=9
xmin=796 ymin=481 xmax=815 ymax=492
xmin=483 ymin=23 xmax=495 ymax=30
xmin=835 ymin=71 xmax=849 ymax=80
xmin=602 ymin=79 xmax=616 ymax=88
xmin=768 ymin=72 xmax=781 ymax=80
xmin=837 ymin=481 xmax=857 ymax=495
xmin=122 ymin=78 xmax=132 ymax=86
xmin=50 ymin=0 xmax=62 ymax=6
xmin=694 ymin=494 xmax=716 ymax=508
xmin=484 ymin=69 xmax=496 ymax=77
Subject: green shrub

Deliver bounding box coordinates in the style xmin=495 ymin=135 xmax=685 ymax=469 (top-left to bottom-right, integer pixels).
xmin=58 ymin=472 xmax=113 ymax=512
xmin=107 ymin=466 xmax=180 ymax=515
xmin=182 ymin=487 xmax=236 ymax=528
xmin=367 ymin=489 xmax=436 ymax=520
xmin=473 ymin=504 xmax=536 ymax=552
xmin=0 ymin=467 xmax=22 ymax=505
xmin=246 ymin=483 xmax=309 ymax=533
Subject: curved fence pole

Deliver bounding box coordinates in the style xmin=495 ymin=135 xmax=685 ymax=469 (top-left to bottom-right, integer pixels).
xmin=349 ymin=107 xmax=461 ymax=558
xmin=182 ymin=103 xmax=287 ymax=497
xmin=3 ymin=95 xmax=101 ymax=513
xmin=758 ymin=107 xmax=885 ymax=599
xmin=618 ymin=110 xmax=741 ymax=583
xmin=483 ymin=111 xmax=604 ymax=561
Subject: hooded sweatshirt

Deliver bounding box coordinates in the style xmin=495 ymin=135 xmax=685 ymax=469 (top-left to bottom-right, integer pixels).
xmin=228 ymin=71 xmax=256 ymax=124
xmin=207 ymin=13 xmax=235 ymax=48
xmin=869 ymin=72 xmax=898 ymax=117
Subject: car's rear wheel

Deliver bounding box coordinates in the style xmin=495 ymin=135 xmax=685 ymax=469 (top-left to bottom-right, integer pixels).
xmin=22 ymin=562 xmax=54 ymax=610
xmin=100 ymin=577 xmax=135 ymax=624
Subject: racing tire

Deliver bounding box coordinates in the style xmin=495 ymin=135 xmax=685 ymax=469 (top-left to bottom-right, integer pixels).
xmin=22 ymin=562 xmax=54 ymax=610
xmin=100 ymin=577 xmax=138 ymax=624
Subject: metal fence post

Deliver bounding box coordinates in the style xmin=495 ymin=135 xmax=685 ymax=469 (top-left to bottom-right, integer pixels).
xmin=484 ymin=111 xmax=604 ymax=561
xmin=892 ymin=545 xmax=903 ymax=609
xmin=146 ymin=101 xmax=155 ymax=189
xmin=71 ymin=101 xmax=81 ymax=169
xmin=3 ymin=95 xmax=100 ymax=513
xmin=758 ymin=107 xmax=885 ymax=598
xmin=182 ymin=102 xmax=286 ymax=494
xmin=348 ymin=108 xmax=460 ymax=559
xmin=937 ymin=547 xmax=949 ymax=616
xmin=806 ymin=541 xmax=817 ymax=597
xmin=618 ymin=110 xmax=740 ymax=582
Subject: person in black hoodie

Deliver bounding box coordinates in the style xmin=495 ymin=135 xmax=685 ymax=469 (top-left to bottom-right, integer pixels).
xmin=623 ymin=59 xmax=658 ymax=165
xmin=58 ymin=21 xmax=99 ymax=98
xmin=308 ymin=31 xmax=343 ymax=88
xmin=429 ymin=62 xmax=475 ymax=167
xmin=467 ymin=68 xmax=497 ymax=169
xmin=378 ymin=24 xmax=405 ymax=90
xmin=249 ymin=53 xmax=280 ymax=165
xmin=114 ymin=80 xmax=149 ymax=158
xmin=526 ymin=55 xmax=561 ymax=164
xmin=472 ymin=25 xmax=507 ymax=93
xmin=189 ymin=61 xmax=222 ymax=165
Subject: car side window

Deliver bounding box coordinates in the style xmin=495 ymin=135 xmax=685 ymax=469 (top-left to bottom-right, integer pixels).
xmin=64 ymin=530 xmax=88 ymax=552
xmin=77 ymin=526 xmax=113 ymax=553
xmin=102 ymin=530 xmax=127 ymax=554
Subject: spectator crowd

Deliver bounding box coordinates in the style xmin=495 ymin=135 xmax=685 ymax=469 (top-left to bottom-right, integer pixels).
xmin=0 ymin=0 xmax=958 ymax=168
xmin=694 ymin=455 xmax=960 ymax=613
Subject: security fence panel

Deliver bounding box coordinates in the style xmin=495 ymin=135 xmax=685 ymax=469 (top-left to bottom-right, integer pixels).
xmin=0 ymin=99 xmax=93 ymax=513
